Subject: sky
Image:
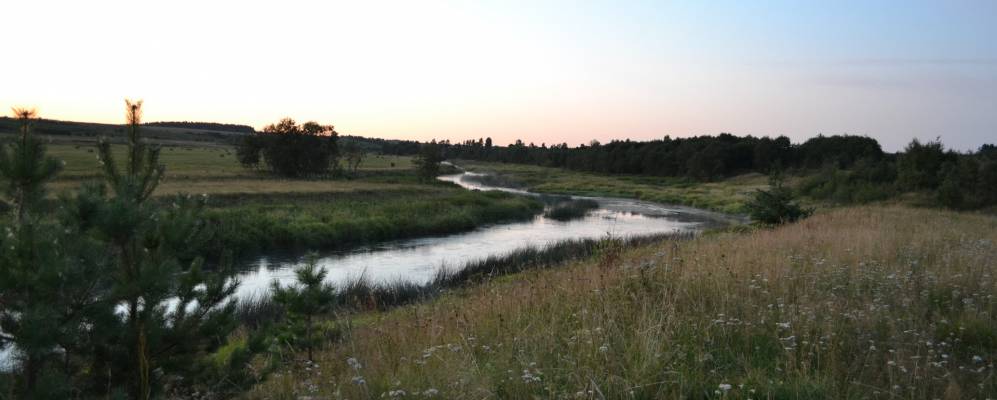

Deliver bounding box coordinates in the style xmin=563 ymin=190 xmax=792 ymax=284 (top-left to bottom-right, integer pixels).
xmin=2 ymin=0 xmax=995 ymax=151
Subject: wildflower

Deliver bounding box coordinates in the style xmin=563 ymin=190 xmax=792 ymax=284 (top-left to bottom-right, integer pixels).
xmin=776 ymin=322 xmax=790 ymax=329
xmin=598 ymin=344 xmax=609 ymax=353
xmin=347 ymin=357 xmax=362 ymax=370
xmin=718 ymin=383 xmax=732 ymax=391
xmin=972 ymin=355 xmax=984 ymax=363
xmin=423 ymin=388 xmax=439 ymax=396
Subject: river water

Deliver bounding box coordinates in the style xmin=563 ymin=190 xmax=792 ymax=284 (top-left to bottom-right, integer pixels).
xmin=0 ymin=172 xmax=734 ymax=368
xmin=229 ymin=172 xmax=733 ymax=300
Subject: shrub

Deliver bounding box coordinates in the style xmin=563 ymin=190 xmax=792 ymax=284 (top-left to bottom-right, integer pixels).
xmin=271 ymin=254 xmax=336 ymax=361
xmin=237 ymin=118 xmax=339 ymax=177
xmin=413 ymin=141 xmax=444 ymax=181
xmin=746 ymin=174 xmax=813 ymax=224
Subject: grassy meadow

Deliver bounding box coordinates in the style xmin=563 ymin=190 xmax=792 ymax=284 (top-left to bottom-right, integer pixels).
xmin=40 ymin=143 xmax=541 ymax=255
xmin=24 ymin=140 xmax=997 ymax=399
xmin=245 ymin=206 xmax=996 ymax=399
xmin=458 ymin=161 xmax=768 ymax=214
xmin=208 ymin=189 xmax=542 ymax=254
xmin=47 ymin=143 xmax=415 ymax=182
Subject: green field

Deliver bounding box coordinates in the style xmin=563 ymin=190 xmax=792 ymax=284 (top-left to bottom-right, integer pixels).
xmin=208 ymin=189 xmax=542 ymax=254
xmin=39 ymin=143 xmax=539 ymax=255
xmin=47 ymin=143 xmax=414 ymax=181
xmin=458 ymin=160 xmax=768 ymax=214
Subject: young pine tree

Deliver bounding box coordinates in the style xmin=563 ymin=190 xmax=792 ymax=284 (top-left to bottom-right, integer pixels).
xmin=746 ymin=172 xmax=814 ymax=225
xmin=0 ymin=109 xmax=61 ymax=223
xmin=0 ymin=109 xmax=112 ymax=399
xmin=271 ymin=255 xmax=335 ymax=362
xmin=85 ymin=100 xmax=240 ymax=399
xmin=0 ymin=108 xmax=65 ymax=396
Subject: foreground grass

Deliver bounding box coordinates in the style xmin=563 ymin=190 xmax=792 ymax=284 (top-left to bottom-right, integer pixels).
xmin=246 ymin=206 xmax=996 ymax=399
xmin=458 ymin=161 xmax=766 ymax=214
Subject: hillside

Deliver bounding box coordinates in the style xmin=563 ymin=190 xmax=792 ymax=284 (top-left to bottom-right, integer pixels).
xmin=0 ymin=116 xmax=247 ymax=145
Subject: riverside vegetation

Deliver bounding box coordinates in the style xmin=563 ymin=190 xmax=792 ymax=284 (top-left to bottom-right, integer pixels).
xmin=10 ymin=132 xmax=543 ymax=258
xmin=1 ymin=104 xmax=995 ymax=399
xmin=0 ymin=104 xmax=541 ymax=399
xmin=248 ymin=206 xmax=996 ymax=399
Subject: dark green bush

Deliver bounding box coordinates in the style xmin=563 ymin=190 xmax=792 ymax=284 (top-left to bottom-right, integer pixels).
xmin=747 ymin=175 xmax=813 ymax=224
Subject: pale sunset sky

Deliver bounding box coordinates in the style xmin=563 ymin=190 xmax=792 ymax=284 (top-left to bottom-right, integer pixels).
xmin=2 ymin=0 xmax=995 ymax=151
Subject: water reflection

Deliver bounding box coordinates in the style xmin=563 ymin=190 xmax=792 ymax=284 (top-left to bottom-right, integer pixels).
xmin=231 ymin=172 xmax=728 ymax=299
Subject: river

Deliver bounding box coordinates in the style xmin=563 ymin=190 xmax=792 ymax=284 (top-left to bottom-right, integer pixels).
xmin=229 ymin=172 xmax=734 ymax=300
xmin=0 ymin=172 xmax=733 ymax=369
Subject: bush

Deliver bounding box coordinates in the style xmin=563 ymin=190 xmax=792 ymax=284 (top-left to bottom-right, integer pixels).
xmin=746 ymin=174 xmax=813 ymax=224
xmin=798 ymin=160 xmax=896 ymax=205
xmin=413 ymin=141 xmax=444 ymax=181
xmin=237 ymin=118 xmax=339 ymax=177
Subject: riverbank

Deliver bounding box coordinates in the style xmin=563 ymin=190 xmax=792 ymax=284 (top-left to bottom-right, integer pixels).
xmin=42 ymin=144 xmax=545 ymax=256
xmin=456 ymin=160 xmax=767 ymax=214
xmin=245 ymin=205 xmax=997 ymax=399
xmin=207 ymin=188 xmax=543 ymax=255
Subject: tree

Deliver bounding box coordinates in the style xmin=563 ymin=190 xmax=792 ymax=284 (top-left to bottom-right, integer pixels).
xmin=979 ymin=159 xmax=997 ymax=205
xmin=237 ymin=118 xmax=339 ymax=177
xmin=897 ymin=138 xmax=951 ymax=190
xmin=341 ymin=140 xmax=367 ymax=176
xmin=235 ymin=134 xmax=263 ymax=170
xmin=413 ymin=141 xmax=444 ymax=182
xmin=87 ymin=100 xmax=239 ymax=399
xmin=936 ymin=162 xmax=964 ymax=209
xmin=746 ymin=173 xmax=813 ymax=225
xmin=0 ymin=109 xmax=115 ymax=399
xmin=271 ymin=255 xmax=335 ymax=362
xmin=0 ymin=108 xmax=61 ymax=224
xmin=0 ymin=108 xmax=71 ymax=397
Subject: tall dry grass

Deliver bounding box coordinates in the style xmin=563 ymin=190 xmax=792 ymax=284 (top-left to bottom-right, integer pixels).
xmin=245 ymin=206 xmax=996 ymax=399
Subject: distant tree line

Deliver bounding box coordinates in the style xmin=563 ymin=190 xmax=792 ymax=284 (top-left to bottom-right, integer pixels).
xmin=145 ymin=121 xmax=255 ymax=133
xmin=239 ymin=120 xmax=996 ymax=210
xmin=439 ymin=134 xmax=884 ymax=180
xmin=428 ymin=134 xmax=996 ymax=210
xmin=0 ymin=117 xmax=252 ymax=140
xmin=0 ymin=116 xmax=122 ymax=137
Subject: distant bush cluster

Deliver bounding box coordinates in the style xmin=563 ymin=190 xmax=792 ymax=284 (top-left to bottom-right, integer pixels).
xmin=800 ymin=139 xmax=997 ymax=209
xmin=236 ymin=118 xmax=340 ymax=177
